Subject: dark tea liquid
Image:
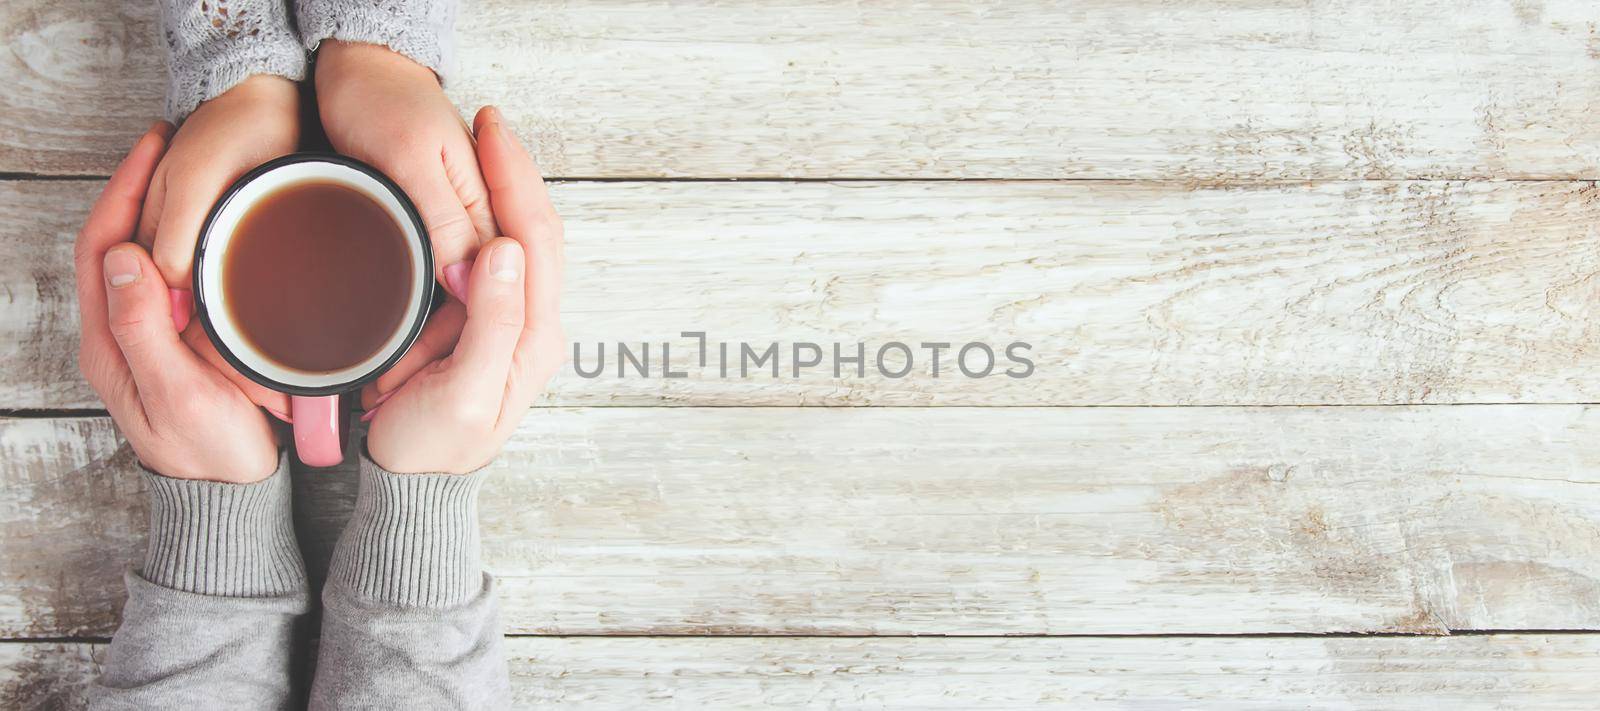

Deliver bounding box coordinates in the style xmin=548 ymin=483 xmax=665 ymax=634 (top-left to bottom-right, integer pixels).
xmin=223 ymin=181 xmax=413 ymax=373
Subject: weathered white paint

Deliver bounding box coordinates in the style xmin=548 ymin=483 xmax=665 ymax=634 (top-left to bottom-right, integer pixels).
xmin=6 ymin=635 xmax=1599 ymax=709
xmin=5 ymin=1 xmax=1600 ymax=178
xmin=4 ymin=410 xmax=1597 ymax=638
xmin=5 ymin=1 xmax=1600 ymax=706
xmin=10 ymin=180 xmax=1600 ymax=409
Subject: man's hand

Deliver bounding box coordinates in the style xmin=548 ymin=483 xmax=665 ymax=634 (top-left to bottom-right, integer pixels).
xmin=78 ymin=124 xmax=282 ymax=484
xmin=365 ymin=107 xmax=564 ymax=474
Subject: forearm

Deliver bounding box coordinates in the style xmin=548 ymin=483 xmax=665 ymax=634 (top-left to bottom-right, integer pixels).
xmin=159 ymin=0 xmax=308 ymax=122
xmin=309 ymin=450 xmax=509 ymax=709
xmin=296 ymin=0 xmax=458 ymax=81
xmin=93 ymin=453 xmax=311 ymax=710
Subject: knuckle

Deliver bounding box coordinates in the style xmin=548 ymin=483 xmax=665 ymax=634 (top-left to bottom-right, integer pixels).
xmin=425 ymin=210 xmax=476 ymax=244
xmin=532 ymin=212 xmax=564 ymax=243
xmin=152 ymin=245 xmax=189 ymax=277
xmin=72 ymin=237 xmax=97 ymax=269
xmin=108 ymin=315 xmax=149 ymax=347
xmin=490 ymin=298 xmax=526 ymax=330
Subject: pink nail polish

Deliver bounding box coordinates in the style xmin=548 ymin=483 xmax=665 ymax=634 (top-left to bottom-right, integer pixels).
xmin=359 ymin=407 xmax=379 ymax=423
xmin=371 ymin=388 xmax=396 ymax=407
xmin=443 ymin=262 xmax=472 ymax=301
xmin=267 ymin=407 xmax=292 ymax=423
xmin=168 ymin=289 xmax=193 ymax=332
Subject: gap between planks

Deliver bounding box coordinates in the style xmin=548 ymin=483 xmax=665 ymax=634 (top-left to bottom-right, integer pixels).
xmin=5 ymin=174 xmax=1600 ymax=185
xmin=17 ymin=402 xmax=1600 ymax=419
xmin=10 ymin=630 xmax=1600 ymax=646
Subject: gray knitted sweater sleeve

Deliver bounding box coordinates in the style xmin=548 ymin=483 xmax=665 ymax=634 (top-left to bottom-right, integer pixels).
xmin=91 ymin=453 xmax=312 ymax=709
xmin=159 ymin=0 xmax=309 ymax=121
xmin=161 ymin=0 xmax=458 ymax=122
xmin=296 ymin=0 xmax=458 ymax=80
xmin=309 ymin=457 xmax=511 ymax=709
xmin=92 ymin=451 xmax=509 ymax=710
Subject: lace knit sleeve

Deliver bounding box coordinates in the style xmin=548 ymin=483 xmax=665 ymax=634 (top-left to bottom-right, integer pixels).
xmin=160 ymin=0 xmax=309 ymax=122
xmin=295 ymin=0 xmax=457 ymax=82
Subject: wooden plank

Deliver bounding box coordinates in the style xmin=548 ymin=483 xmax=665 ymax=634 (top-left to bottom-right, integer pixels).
xmin=6 ymin=635 xmax=1600 ymax=709
xmin=10 ymin=179 xmax=1600 ymax=409
xmin=4 ymin=408 xmax=1598 ymax=638
xmin=504 ymin=635 xmax=1600 ymax=709
xmin=0 ymin=643 xmax=98 ymax=711
xmin=5 ymin=0 xmax=1600 ymax=179
xmin=0 ymin=419 xmax=144 ymax=639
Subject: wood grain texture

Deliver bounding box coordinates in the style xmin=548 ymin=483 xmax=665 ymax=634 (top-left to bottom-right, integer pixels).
xmin=6 ymin=0 xmax=1600 ymax=178
xmin=6 ymin=635 xmax=1600 ymax=709
xmin=4 ymin=409 xmax=1597 ymax=638
xmin=10 ymin=179 xmax=1600 ymax=408
xmin=0 ymin=643 xmax=98 ymax=711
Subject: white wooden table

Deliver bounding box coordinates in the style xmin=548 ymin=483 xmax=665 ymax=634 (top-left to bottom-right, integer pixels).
xmin=4 ymin=0 xmax=1600 ymax=707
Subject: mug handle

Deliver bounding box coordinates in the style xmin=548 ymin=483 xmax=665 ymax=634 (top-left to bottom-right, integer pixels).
xmin=292 ymin=395 xmax=343 ymax=467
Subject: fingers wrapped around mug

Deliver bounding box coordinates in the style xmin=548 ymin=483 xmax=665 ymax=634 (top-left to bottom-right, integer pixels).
xmin=472 ymin=105 xmax=568 ymax=400
xmin=134 ymin=75 xmax=301 ymax=333
xmin=365 ymin=106 xmax=565 ymax=475
xmin=76 ymin=123 xmax=174 ymax=430
xmin=75 ymin=124 xmax=281 ymax=483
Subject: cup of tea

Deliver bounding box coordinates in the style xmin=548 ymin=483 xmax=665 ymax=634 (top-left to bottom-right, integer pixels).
xmin=193 ymin=154 xmax=434 ymax=467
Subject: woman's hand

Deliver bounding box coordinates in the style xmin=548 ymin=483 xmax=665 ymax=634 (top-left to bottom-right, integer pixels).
xmin=315 ymin=40 xmax=496 ymax=302
xmin=78 ymin=124 xmax=281 ymax=484
xmin=137 ymin=74 xmax=301 ymax=325
xmin=365 ymin=107 xmax=564 ymax=475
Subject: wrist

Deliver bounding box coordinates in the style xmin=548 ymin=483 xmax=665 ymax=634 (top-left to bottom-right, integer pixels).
xmin=316 ymin=40 xmax=439 ymax=93
xmin=205 ymin=73 xmax=300 ymax=114
xmin=367 ymin=431 xmax=497 ymax=476
xmin=135 ymin=438 xmax=281 ymax=485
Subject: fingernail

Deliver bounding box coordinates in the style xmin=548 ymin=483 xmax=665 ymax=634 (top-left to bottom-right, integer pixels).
xmin=490 ymin=242 xmax=522 ymax=282
xmin=168 ymin=289 xmax=193 ymax=332
xmin=104 ymin=248 xmax=140 ymax=288
xmin=267 ymin=407 xmax=292 ymax=423
xmin=371 ymin=387 xmax=396 ymax=408
xmin=359 ymin=407 xmax=379 ymax=423
xmin=444 ymin=261 xmax=472 ymax=300
xmin=493 ymin=109 xmax=512 ymax=142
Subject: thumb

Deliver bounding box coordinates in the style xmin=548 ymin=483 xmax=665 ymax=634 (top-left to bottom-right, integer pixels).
xmin=103 ymin=244 xmax=197 ymax=392
xmin=444 ymin=237 xmax=525 ymax=403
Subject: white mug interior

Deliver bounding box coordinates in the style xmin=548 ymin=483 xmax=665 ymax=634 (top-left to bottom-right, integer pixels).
xmin=197 ymin=160 xmax=429 ymax=391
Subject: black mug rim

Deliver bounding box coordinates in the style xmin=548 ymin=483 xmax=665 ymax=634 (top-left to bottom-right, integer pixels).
xmin=192 ymin=152 xmax=435 ymax=397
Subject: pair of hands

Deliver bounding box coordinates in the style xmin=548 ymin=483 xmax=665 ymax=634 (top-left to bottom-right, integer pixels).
xmin=142 ymin=42 xmax=493 ymax=306
xmin=78 ymin=47 xmax=564 ymax=483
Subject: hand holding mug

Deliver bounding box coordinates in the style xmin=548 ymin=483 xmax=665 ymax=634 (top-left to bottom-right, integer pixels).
xmin=136 ymin=75 xmax=301 ymax=326
xmin=191 ymin=156 xmax=434 ymax=468
xmin=77 ymin=125 xmax=280 ymax=484
xmin=366 ymin=107 xmax=565 ymax=475
xmin=315 ymin=40 xmax=496 ymax=302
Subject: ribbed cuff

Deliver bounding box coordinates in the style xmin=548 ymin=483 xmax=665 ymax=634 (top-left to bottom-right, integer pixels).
xmin=140 ymin=452 xmax=307 ymax=597
xmin=166 ymin=39 xmax=308 ymax=122
xmin=298 ymin=0 xmax=457 ymax=83
xmin=328 ymin=453 xmax=489 ymax=608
